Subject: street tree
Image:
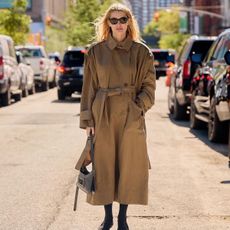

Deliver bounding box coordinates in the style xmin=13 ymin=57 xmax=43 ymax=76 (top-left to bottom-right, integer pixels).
xmin=144 ymin=9 xmax=189 ymax=51
xmin=0 ymin=0 xmax=31 ymax=45
xmin=65 ymin=0 xmax=121 ymax=46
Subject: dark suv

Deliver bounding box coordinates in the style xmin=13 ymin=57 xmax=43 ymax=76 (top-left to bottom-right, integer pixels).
xmin=168 ymin=35 xmax=216 ymax=120
xmin=190 ymin=29 xmax=230 ymax=143
xmin=56 ymin=47 xmax=85 ymax=100
xmin=152 ymin=49 xmax=175 ymax=79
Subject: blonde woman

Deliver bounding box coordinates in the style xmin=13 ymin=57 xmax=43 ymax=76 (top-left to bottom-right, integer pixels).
xmin=80 ymin=3 xmax=156 ymax=230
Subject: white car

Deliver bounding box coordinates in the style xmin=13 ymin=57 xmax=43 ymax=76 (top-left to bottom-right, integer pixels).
xmin=16 ymin=45 xmax=56 ymax=91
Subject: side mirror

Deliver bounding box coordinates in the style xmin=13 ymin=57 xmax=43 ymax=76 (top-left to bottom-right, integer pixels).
xmin=224 ymin=50 xmax=230 ymax=65
xmin=191 ymin=53 xmax=202 ymax=64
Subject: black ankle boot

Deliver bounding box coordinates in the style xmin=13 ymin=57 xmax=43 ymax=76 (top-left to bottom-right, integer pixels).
xmin=117 ymin=222 xmax=129 ymax=230
xmin=98 ymin=220 xmax=113 ymax=230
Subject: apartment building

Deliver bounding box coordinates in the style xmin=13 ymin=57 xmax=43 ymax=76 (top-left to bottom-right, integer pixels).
xmin=127 ymin=0 xmax=180 ymax=32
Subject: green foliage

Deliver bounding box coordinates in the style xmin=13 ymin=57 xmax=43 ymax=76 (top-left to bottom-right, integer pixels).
xmin=46 ymin=26 xmax=68 ymax=56
xmin=64 ymin=0 xmax=121 ymax=46
xmin=143 ymin=8 xmax=189 ymax=51
xmin=0 ymin=0 xmax=31 ymax=45
xmin=159 ymin=33 xmax=190 ymax=51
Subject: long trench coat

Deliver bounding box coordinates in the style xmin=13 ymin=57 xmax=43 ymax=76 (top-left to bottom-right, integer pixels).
xmin=78 ymin=34 xmax=156 ymax=205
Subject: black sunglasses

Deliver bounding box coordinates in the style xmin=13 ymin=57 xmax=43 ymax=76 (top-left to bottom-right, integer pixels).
xmin=109 ymin=17 xmax=129 ymax=25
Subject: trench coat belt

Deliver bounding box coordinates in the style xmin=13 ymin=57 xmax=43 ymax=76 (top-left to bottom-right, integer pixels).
xmin=95 ymin=86 xmax=136 ymax=139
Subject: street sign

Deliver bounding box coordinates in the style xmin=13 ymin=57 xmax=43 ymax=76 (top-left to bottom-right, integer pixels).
xmin=179 ymin=11 xmax=188 ymax=33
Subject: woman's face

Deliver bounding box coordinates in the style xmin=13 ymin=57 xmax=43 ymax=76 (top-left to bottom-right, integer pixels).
xmin=108 ymin=11 xmax=129 ymax=38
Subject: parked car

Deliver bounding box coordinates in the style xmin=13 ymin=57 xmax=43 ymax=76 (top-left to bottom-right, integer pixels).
xmin=16 ymin=45 xmax=56 ymax=91
xmin=0 ymin=35 xmax=22 ymax=106
xmin=56 ymin=47 xmax=85 ymax=100
xmin=48 ymin=52 xmax=61 ymax=65
xmin=168 ymin=35 xmax=216 ymax=120
xmin=16 ymin=51 xmax=35 ymax=97
xmin=151 ymin=49 xmax=175 ymax=79
xmin=190 ymin=29 xmax=230 ymax=143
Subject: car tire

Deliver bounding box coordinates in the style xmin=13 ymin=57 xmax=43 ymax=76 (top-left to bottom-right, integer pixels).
xmin=168 ymin=87 xmax=174 ymax=114
xmin=58 ymin=89 xmax=65 ymax=100
xmin=42 ymin=81 xmax=49 ymax=91
xmin=1 ymin=89 xmax=11 ymax=106
xmin=208 ymin=98 xmax=228 ymax=143
xmin=29 ymin=84 xmax=36 ymax=95
xmin=173 ymin=96 xmax=188 ymax=120
xmin=14 ymin=92 xmax=22 ymax=102
xmin=22 ymin=87 xmax=29 ymax=97
xmin=190 ymin=95 xmax=204 ymax=129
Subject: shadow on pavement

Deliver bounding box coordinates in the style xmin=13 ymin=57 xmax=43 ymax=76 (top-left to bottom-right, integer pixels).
xmin=52 ymin=97 xmax=81 ymax=104
xmin=168 ymin=113 xmax=228 ymax=158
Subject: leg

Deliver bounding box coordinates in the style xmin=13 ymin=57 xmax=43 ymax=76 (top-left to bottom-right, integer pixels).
xmin=98 ymin=203 xmax=113 ymax=230
xmin=118 ymin=204 xmax=129 ymax=230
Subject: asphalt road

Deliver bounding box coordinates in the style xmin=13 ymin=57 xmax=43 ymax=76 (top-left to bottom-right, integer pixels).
xmin=0 ymin=79 xmax=229 ymax=230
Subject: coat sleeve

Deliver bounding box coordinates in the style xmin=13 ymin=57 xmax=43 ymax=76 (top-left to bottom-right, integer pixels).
xmin=135 ymin=48 xmax=156 ymax=113
xmin=80 ymin=48 xmax=98 ymax=129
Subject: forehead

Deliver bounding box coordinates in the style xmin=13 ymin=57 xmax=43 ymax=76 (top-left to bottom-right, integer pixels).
xmin=109 ymin=10 xmax=127 ymax=18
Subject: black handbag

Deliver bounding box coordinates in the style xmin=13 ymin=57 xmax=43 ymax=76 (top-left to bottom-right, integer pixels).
xmin=73 ymin=133 xmax=95 ymax=211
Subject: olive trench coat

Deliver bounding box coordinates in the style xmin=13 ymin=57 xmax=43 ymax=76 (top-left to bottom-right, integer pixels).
xmin=79 ymin=34 xmax=156 ymax=205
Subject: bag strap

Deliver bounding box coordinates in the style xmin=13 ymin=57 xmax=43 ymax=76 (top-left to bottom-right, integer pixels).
xmin=89 ymin=132 xmax=95 ymax=169
xmin=73 ymin=185 xmax=79 ymax=211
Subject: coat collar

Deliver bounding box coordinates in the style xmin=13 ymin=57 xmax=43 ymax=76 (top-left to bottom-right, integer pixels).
xmin=106 ymin=33 xmax=133 ymax=51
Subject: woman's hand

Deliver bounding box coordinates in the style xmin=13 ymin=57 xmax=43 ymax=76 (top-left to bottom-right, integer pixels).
xmin=86 ymin=127 xmax=95 ymax=136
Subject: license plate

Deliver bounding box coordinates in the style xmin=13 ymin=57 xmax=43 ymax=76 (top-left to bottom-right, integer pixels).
xmin=63 ymin=82 xmax=70 ymax=86
xmin=79 ymin=68 xmax=83 ymax=75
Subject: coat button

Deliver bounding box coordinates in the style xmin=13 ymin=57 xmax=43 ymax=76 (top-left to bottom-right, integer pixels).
xmin=124 ymin=83 xmax=128 ymax=87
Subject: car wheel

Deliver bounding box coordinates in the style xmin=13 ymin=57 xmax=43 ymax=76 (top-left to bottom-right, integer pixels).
xmin=22 ymin=87 xmax=29 ymax=97
xmin=208 ymin=98 xmax=228 ymax=143
xmin=173 ymin=96 xmax=188 ymax=120
xmin=42 ymin=81 xmax=49 ymax=91
xmin=168 ymin=87 xmax=174 ymax=114
xmin=1 ymin=89 xmax=11 ymax=106
xmin=14 ymin=92 xmax=22 ymax=102
xmin=29 ymin=84 xmax=36 ymax=95
xmin=190 ymin=95 xmax=204 ymax=129
xmin=58 ymin=89 xmax=65 ymax=100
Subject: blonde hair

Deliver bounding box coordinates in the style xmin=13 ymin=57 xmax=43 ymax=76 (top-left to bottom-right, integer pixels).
xmin=95 ymin=3 xmax=140 ymax=42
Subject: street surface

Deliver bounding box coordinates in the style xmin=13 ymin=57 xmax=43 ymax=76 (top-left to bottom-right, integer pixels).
xmin=0 ymin=79 xmax=229 ymax=230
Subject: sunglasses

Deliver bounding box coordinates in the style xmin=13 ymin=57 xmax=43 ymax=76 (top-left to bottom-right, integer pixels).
xmin=109 ymin=17 xmax=129 ymax=25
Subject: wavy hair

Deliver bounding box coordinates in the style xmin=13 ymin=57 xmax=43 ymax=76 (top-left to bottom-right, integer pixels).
xmin=95 ymin=3 xmax=140 ymax=42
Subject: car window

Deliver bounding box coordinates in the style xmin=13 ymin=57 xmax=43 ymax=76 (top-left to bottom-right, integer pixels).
xmin=215 ymin=35 xmax=230 ymax=60
xmin=211 ymin=37 xmax=225 ymax=60
xmin=63 ymin=51 xmax=84 ymax=67
xmin=189 ymin=40 xmax=214 ymax=62
xmin=7 ymin=39 xmax=16 ymax=58
xmin=18 ymin=48 xmax=43 ymax=58
xmin=0 ymin=38 xmax=9 ymax=56
xmin=203 ymin=38 xmax=220 ymax=62
xmin=179 ymin=41 xmax=190 ymax=61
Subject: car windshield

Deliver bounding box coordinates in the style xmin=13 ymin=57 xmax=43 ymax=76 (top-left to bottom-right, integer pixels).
xmin=17 ymin=48 xmax=43 ymax=58
xmin=63 ymin=51 xmax=84 ymax=67
xmin=190 ymin=40 xmax=214 ymax=61
xmin=152 ymin=51 xmax=175 ymax=63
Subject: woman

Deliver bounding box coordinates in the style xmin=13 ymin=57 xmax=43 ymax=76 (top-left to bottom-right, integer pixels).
xmin=80 ymin=3 xmax=156 ymax=230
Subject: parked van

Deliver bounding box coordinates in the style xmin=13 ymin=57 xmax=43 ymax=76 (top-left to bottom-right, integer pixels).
xmin=0 ymin=35 xmax=21 ymax=106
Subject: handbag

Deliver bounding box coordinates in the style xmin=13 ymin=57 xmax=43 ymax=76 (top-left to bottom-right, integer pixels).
xmin=73 ymin=133 xmax=95 ymax=211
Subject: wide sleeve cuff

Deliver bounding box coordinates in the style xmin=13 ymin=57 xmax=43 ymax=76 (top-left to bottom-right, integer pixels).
xmin=79 ymin=110 xmax=95 ymax=129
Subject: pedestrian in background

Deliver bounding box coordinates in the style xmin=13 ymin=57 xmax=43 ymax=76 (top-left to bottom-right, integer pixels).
xmin=80 ymin=3 xmax=156 ymax=230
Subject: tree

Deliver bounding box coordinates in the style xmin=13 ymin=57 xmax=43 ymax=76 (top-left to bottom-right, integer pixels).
xmin=0 ymin=0 xmax=31 ymax=45
xmin=65 ymin=0 xmax=121 ymax=46
xmin=143 ymin=8 xmax=189 ymax=51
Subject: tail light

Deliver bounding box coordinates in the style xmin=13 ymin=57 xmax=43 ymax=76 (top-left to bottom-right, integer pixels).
xmin=0 ymin=56 xmax=3 ymax=80
xmin=57 ymin=65 xmax=71 ymax=74
xmin=182 ymin=60 xmax=191 ymax=79
xmin=40 ymin=59 xmax=44 ymax=70
xmin=206 ymin=75 xmax=213 ymax=81
xmin=57 ymin=65 xmax=65 ymax=73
